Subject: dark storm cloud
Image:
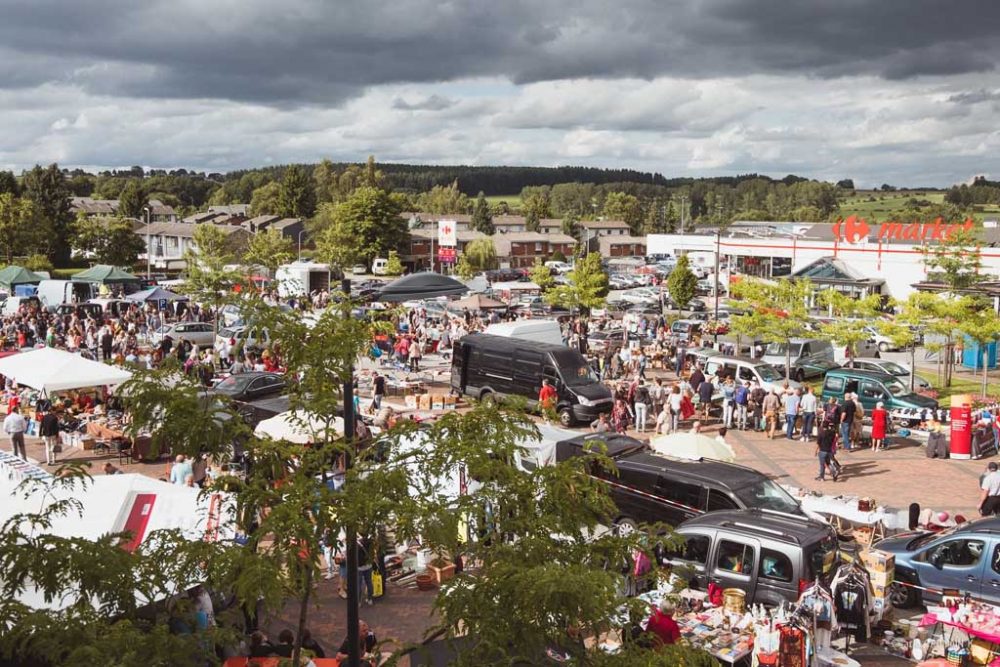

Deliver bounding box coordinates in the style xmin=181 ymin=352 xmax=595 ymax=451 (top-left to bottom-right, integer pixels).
xmin=2 ymin=0 xmax=1000 ymax=106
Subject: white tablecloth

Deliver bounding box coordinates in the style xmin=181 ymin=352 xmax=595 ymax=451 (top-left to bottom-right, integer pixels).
xmin=785 ymin=486 xmax=909 ymax=530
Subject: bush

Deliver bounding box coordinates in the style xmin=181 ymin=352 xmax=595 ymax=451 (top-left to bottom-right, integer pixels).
xmin=23 ymin=254 xmax=54 ymax=273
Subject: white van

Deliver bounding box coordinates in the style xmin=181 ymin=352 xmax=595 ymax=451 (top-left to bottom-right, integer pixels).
xmin=371 ymin=258 xmax=389 ymax=275
xmin=703 ymin=356 xmax=802 ymax=394
xmin=483 ymin=319 xmax=564 ymax=346
xmin=36 ymin=280 xmax=95 ymax=312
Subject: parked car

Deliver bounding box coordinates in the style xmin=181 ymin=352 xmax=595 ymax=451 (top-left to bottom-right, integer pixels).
xmin=215 ymin=325 xmax=271 ymax=357
xmin=553 ymin=434 xmax=805 ymax=533
xmin=670 ymin=319 xmax=703 ymax=341
xmin=850 ymin=358 xmax=931 ymax=391
xmin=876 ymin=516 xmax=1000 ymax=608
xmin=762 ymin=338 xmax=840 ymax=381
xmin=351 ymin=264 xmax=368 ymax=275
xmin=151 ymin=321 xmax=216 ymax=348
xmin=211 ymin=371 xmax=287 ymax=402
xmin=834 ymin=339 xmax=882 ymax=364
xmin=820 ymin=368 xmax=939 ymax=414
xmin=544 ymin=261 xmax=573 ymax=274
xmin=663 ymin=296 xmax=707 ymax=312
xmin=862 ymin=325 xmax=901 ymax=353
xmin=703 ymin=356 xmax=802 ymax=394
xmin=450 ymin=333 xmax=612 ymax=426
xmin=672 ymin=509 xmax=839 ymax=606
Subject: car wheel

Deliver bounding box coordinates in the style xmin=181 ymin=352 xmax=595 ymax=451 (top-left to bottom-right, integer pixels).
xmin=479 ymin=390 xmax=496 ymax=407
xmin=558 ymin=408 xmax=574 ymax=427
xmin=889 ymin=581 xmax=918 ymax=609
xmin=795 ymin=369 xmax=805 ymax=382
xmin=879 ymin=342 xmax=890 ymax=353
xmin=614 ymin=517 xmax=638 ymax=537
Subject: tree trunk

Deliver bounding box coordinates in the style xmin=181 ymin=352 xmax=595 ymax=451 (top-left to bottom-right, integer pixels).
xmin=984 ymin=347 xmax=990 ymax=399
xmin=291 ymin=562 xmax=314 ymax=666
xmin=785 ymin=347 xmax=791 ymax=382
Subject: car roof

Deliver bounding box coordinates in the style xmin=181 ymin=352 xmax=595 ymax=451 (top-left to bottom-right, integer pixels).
xmin=555 ymin=434 xmax=646 ymax=461
xmin=228 ymin=371 xmax=281 ymax=380
xmin=703 ymin=355 xmax=770 ymax=367
xmin=853 ymin=358 xmax=890 ymax=364
xmin=680 ymin=509 xmax=831 ymax=545
xmin=615 ymin=450 xmax=769 ymax=488
xmin=824 ymin=368 xmax=896 ymax=380
xmin=955 ymin=515 xmax=1000 ymax=535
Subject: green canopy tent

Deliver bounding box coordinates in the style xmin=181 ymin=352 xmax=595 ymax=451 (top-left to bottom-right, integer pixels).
xmin=0 ymin=266 xmax=43 ymax=292
xmin=72 ymin=265 xmax=142 ymax=284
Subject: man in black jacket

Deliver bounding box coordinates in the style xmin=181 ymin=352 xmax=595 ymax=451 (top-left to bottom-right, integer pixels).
xmin=39 ymin=409 xmax=60 ymax=466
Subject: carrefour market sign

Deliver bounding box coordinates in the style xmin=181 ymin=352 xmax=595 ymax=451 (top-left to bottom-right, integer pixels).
xmin=833 ymin=216 xmax=975 ymax=244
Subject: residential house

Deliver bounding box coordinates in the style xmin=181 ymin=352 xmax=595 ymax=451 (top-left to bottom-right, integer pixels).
xmin=598 ymin=234 xmax=647 ymax=258
xmin=402 ymin=212 xmax=473 ymax=232
xmin=405 ymin=228 xmax=487 ymax=271
xmin=208 ymin=204 xmax=250 ymax=217
xmin=136 ymin=221 xmax=249 ymax=270
xmin=242 ymin=215 xmax=282 ymax=233
xmin=579 ymin=219 xmax=632 ymax=236
xmin=71 ymin=197 xmax=177 ymax=223
xmin=493 ymin=232 xmax=577 ymax=269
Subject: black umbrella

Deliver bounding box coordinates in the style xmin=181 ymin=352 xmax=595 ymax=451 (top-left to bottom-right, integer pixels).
xmin=375 ymin=271 xmax=469 ymax=302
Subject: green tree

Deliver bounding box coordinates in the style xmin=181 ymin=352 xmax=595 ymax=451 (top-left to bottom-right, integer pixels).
xmin=249 ymin=181 xmax=282 ymax=216
xmin=416 ymin=181 xmax=470 ymax=214
xmin=72 ymin=215 xmax=146 ymax=267
xmin=956 ymin=299 xmax=1000 ymax=397
xmin=666 ymin=254 xmax=698 ymax=315
xmin=22 ymin=254 xmax=53 ymax=273
xmin=521 ymin=186 xmax=552 ymax=230
xmin=312 ymin=158 xmax=340 ymax=204
xmin=877 ymin=309 xmax=922 ymax=392
xmin=311 ymin=187 xmax=407 ymax=266
xmin=21 ymin=163 xmax=73 ymax=266
xmin=544 ymin=252 xmax=608 ymax=315
xmin=243 ymin=228 xmax=295 ymax=276
xmin=463 ymin=237 xmax=497 ymax=273
xmin=471 ymin=191 xmax=494 ymax=234
xmin=383 ymin=250 xmax=404 ymax=276
xmin=529 ymin=258 xmax=555 ymax=293
xmin=117 ymin=179 xmax=147 ymax=219
xmin=455 ymin=254 xmax=475 ymax=280
xmin=814 ymin=289 xmax=882 ymax=368
xmin=0 ymin=171 xmax=18 ymax=196
xmin=561 ymin=211 xmax=579 ymax=236
xmin=729 ymin=278 xmax=812 ymax=379
xmin=0 ymin=194 xmax=47 ymax=263
xmin=278 ymin=165 xmax=317 ymax=218
xmin=182 ymin=225 xmax=240 ymax=335
xmin=603 ymin=191 xmax=643 ymax=234
xmin=525 ymin=207 xmax=540 ymax=232
xmin=921 ymin=228 xmax=986 ymax=291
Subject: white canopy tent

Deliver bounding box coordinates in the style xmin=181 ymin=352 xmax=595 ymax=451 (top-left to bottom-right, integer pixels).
xmin=0 ymin=470 xmax=234 ymax=610
xmin=649 ymin=432 xmax=737 ymax=463
xmin=254 ymin=410 xmax=344 ymax=444
xmin=0 ymin=348 xmax=132 ymax=393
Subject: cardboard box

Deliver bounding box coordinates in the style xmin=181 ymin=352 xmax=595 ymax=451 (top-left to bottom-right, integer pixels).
xmin=869 ymin=568 xmax=895 ymax=588
xmin=431 ymin=395 xmax=444 ymax=411
xmin=862 ymin=550 xmax=895 ymax=573
xmin=418 ymin=394 xmax=431 ymax=410
xmin=443 ymin=395 xmax=456 ymax=408
xmin=80 ymin=436 xmax=96 ymax=451
xmin=404 ymin=395 xmax=418 ymax=410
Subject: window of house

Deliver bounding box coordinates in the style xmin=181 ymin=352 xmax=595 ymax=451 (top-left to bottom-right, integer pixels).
xmin=535 ymin=242 xmax=543 ymax=252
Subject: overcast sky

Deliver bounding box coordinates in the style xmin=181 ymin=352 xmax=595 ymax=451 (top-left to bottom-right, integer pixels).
xmin=2 ymin=0 xmax=999 ymax=187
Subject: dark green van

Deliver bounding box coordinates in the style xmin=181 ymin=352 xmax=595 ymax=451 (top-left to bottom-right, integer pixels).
xmin=820 ymin=368 xmax=938 ymax=412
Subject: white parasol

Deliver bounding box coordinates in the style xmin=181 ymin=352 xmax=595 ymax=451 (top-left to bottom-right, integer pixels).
xmin=648 ymin=432 xmax=737 ymax=463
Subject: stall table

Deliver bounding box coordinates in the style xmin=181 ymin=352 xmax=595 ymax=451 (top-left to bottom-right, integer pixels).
xmin=84 ymin=421 xmax=156 ymax=461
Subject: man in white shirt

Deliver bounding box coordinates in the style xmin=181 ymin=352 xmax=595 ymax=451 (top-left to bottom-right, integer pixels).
xmin=799 ymin=386 xmax=818 ymax=442
xmin=3 ymin=409 xmax=26 ymax=460
xmin=981 ymin=462 xmax=1000 ymax=516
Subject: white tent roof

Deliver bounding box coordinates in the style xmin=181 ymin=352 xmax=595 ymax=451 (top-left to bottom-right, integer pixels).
xmin=0 ymin=347 xmax=132 ymax=392
xmin=0 ymin=472 xmax=234 ymax=610
xmin=255 ymin=410 xmax=344 ymax=444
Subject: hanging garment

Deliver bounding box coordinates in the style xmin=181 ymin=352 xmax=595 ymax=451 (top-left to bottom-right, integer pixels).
xmin=779 ymin=626 xmax=807 ymax=667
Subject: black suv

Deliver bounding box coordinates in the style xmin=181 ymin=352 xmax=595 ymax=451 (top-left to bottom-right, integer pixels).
xmin=555 ymin=434 xmax=804 ymax=531
xmin=672 ymin=509 xmax=838 ymax=606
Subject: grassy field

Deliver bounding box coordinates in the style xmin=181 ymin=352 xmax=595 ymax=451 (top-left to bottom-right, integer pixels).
xmin=485 ymin=194 xmax=522 ymax=209
xmin=839 ymin=190 xmax=946 ymax=222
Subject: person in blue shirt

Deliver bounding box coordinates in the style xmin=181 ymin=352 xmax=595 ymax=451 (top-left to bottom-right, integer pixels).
xmin=169 ymin=454 xmax=194 ymax=485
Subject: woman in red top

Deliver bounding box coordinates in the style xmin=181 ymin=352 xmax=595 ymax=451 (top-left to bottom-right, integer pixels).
xmin=646 ymin=599 xmax=680 ymax=647
xmin=871 ymin=400 xmax=887 ymax=452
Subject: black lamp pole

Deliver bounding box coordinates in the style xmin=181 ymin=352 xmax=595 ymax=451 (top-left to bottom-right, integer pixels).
xmin=342 ymin=277 xmax=360 ymax=667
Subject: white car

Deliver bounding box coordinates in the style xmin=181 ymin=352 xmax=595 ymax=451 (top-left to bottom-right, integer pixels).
xmin=863 ymin=325 xmax=900 ymax=353
xmin=544 ymin=261 xmax=573 ymax=274
xmin=351 ymin=264 xmax=368 ymax=275
xmin=215 ymin=325 xmax=272 ymax=357
xmin=619 ymin=289 xmax=659 ymax=305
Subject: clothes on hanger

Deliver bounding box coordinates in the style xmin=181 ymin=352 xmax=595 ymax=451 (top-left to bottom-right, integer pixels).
xmin=830 ymin=563 xmax=872 ymax=642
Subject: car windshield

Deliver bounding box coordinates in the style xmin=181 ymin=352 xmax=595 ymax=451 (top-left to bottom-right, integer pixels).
xmin=880 ymin=361 xmax=908 ymax=375
xmin=765 ymin=342 xmax=803 ymax=357
xmin=215 ymin=374 xmax=253 ymax=394
xmin=219 ymin=327 xmax=240 ymax=339
xmin=909 ymin=525 xmax=961 ymax=550
xmin=733 ymin=479 xmax=801 ymax=514
xmin=553 ymin=352 xmax=600 ymax=386
xmin=756 ymin=364 xmax=783 ymax=382
xmin=886 ymin=379 xmax=907 ymax=396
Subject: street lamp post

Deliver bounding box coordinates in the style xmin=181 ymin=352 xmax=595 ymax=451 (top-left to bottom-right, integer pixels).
xmin=713 ymin=227 xmax=721 ymax=345
xmin=142 ymin=206 xmax=151 ymax=279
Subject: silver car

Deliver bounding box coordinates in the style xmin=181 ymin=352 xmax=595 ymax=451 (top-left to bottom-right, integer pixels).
xmin=150 ymin=321 xmax=216 ymax=347
xmin=851 ymin=358 xmax=931 ymax=391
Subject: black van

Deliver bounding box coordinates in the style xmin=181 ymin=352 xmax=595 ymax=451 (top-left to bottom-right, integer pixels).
xmin=555 ymin=433 xmax=804 ymax=531
xmin=450 ymin=333 xmax=613 ymax=426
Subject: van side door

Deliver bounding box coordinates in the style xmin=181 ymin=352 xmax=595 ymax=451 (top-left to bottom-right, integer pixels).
xmin=858 ymin=380 xmax=885 ymax=411
xmin=710 ymin=536 xmax=760 ymax=603
xmin=654 ymin=474 xmax=705 ymax=526
xmin=450 ymin=341 xmax=468 ymax=394
xmin=669 ymin=530 xmax=713 ymax=591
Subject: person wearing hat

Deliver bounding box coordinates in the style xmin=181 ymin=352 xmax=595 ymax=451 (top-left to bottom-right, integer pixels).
xmin=980 ymin=462 xmax=1000 ymax=516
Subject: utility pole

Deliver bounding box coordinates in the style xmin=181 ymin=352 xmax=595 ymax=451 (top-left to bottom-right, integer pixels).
xmin=713 ymin=227 xmax=721 ymax=344
xmin=142 ymin=206 xmax=151 ymax=279
xmin=342 ymin=277 xmax=361 ymax=667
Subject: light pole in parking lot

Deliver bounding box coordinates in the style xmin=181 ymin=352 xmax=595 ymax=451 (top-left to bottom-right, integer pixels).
xmin=713 ymin=227 xmax=721 ymax=344
xmin=143 ymin=206 xmax=151 ymax=279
